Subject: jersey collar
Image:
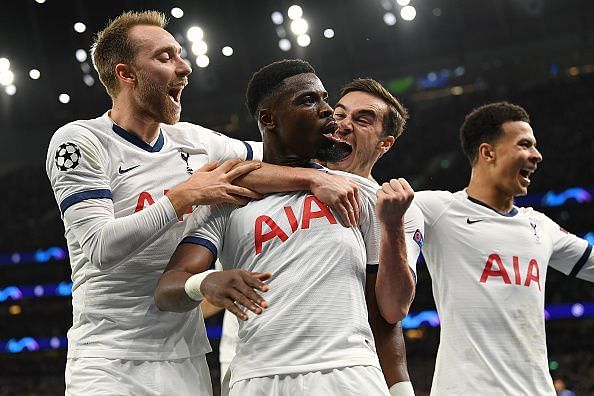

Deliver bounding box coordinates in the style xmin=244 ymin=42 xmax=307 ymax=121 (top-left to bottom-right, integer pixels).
xmin=466 ymin=195 xmax=519 ymax=217
xmin=112 ymin=124 xmax=164 ymax=153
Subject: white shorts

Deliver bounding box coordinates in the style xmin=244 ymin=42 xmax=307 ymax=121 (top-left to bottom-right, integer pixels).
xmin=228 ymin=365 xmax=389 ymax=396
xmin=65 ymin=355 xmax=212 ymax=396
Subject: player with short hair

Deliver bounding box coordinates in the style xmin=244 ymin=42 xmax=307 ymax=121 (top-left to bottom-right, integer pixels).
xmin=154 ymin=59 xmax=422 ymax=395
xmin=414 ymin=101 xmax=594 ymax=395
xmin=328 ymin=78 xmax=416 ymax=396
xmin=46 ymin=11 xmax=363 ymax=395
xmin=205 ymin=78 xmax=418 ymax=395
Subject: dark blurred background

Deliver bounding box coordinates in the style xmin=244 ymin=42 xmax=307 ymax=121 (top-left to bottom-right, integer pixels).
xmin=0 ymin=0 xmax=593 ymax=395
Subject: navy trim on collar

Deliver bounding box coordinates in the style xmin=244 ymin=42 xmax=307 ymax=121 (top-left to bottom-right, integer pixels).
xmin=467 ymin=196 xmax=519 ymax=217
xmin=112 ymin=124 xmax=164 ymax=152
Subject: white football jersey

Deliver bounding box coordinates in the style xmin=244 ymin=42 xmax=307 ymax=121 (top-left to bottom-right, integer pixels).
xmin=46 ymin=112 xmax=262 ymax=360
xmin=414 ymin=190 xmax=593 ymax=396
xmin=184 ymin=170 xmax=423 ymax=386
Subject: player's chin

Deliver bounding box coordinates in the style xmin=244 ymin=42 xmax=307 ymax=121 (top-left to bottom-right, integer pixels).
xmin=162 ymin=110 xmax=182 ymax=125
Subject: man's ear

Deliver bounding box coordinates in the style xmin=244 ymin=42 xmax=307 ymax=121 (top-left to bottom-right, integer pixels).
xmin=377 ymin=135 xmax=395 ymax=157
xmin=258 ymin=108 xmax=275 ymax=130
xmin=478 ymin=142 xmax=495 ymax=163
xmin=114 ymin=63 xmax=136 ymax=88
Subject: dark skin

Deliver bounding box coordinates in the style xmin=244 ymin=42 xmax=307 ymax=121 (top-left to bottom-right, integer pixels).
xmin=155 ymin=73 xmax=413 ymax=392
xmin=154 ymin=72 xmax=350 ymax=319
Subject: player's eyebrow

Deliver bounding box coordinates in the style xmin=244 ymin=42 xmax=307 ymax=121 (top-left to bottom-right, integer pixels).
xmin=353 ymin=109 xmax=377 ymax=119
xmin=152 ymin=44 xmax=182 ymax=56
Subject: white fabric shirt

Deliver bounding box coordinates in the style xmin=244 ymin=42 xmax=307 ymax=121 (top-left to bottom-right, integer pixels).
xmin=46 ymin=112 xmax=262 ymax=360
xmin=184 ymin=170 xmax=423 ymax=386
xmin=414 ymin=190 xmax=593 ymax=396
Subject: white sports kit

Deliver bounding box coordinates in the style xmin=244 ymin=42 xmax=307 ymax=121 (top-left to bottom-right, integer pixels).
xmin=46 ymin=112 xmax=261 ymax=395
xmin=183 ymin=170 xmax=423 ymax=395
xmin=414 ymin=190 xmax=593 ymax=396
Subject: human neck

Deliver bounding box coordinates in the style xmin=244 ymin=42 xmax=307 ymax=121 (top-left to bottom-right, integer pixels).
xmin=262 ymin=149 xmax=313 ymax=168
xmin=327 ymin=161 xmax=373 ymax=180
xmin=466 ymin=170 xmax=514 ymax=213
xmin=109 ymin=98 xmax=160 ymax=143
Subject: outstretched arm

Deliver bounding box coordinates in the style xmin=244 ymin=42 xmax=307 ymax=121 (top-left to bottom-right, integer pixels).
xmin=375 ymin=178 xmax=416 ymax=324
xmin=154 ymin=243 xmax=271 ymax=320
xmin=234 ymin=163 xmax=361 ymax=227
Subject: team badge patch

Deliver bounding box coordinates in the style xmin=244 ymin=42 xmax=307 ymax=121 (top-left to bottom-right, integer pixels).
xmin=413 ymin=229 xmax=424 ymax=248
xmin=54 ymin=142 xmax=81 ymax=171
xmin=179 ymin=149 xmax=194 ymax=175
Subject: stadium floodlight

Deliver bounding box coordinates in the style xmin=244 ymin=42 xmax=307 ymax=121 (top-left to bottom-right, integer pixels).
xmin=191 ymin=41 xmax=208 ymax=56
xmin=290 ymin=18 xmax=308 ymax=35
xmin=278 ymin=38 xmax=292 ymax=52
xmin=0 ymin=58 xmax=10 ymax=72
xmin=83 ymin=74 xmax=95 ymax=87
xmin=74 ymin=22 xmax=86 ymax=33
xmin=29 ymin=69 xmax=41 ymax=80
xmin=401 ymin=6 xmax=416 ymax=21
xmin=296 ymin=34 xmax=311 ymax=47
xmin=187 ymin=26 xmax=204 ymax=42
xmin=222 ymin=46 xmax=234 ymax=57
xmin=271 ymin=11 xmax=284 ymax=25
xmin=35 ymin=0 xmax=46 ymax=3
xmin=195 ymin=55 xmax=210 ymax=68
xmin=75 ymin=49 xmax=87 ymax=63
xmin=383 ymin=12 xmax=397 ymax=26
xmin=5 ymin=84 xmax=16 ymax=96
xmin=396 ymin=0 xmax=410 ymax=6
xmin=287 ymin=5 xmax=303 ymax=20
xmin=171 ymin=8 xmax=184 ymax=19
xmin=59 ymin=94 xmax=70 ymax=104
xmin=0 ymin=70 xmax=14 ymax=86
xmin=323 ymin=29 xmax=335 ymax=39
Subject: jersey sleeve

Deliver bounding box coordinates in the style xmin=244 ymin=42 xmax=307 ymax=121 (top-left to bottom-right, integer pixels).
xmin=354 ymin=178 xmax=381 ymax=273
xmin=540 ymin=213 xmax=594 ymax=282
xmin=46 ymin=123 xmax=112 ymax=213
xmin=180 ymin=204 xmax=231 ymax=269
xmin=201 ymin=127 xmax=263 ymax=162
xmin=403 ymin=202 xmax=424 ymax=282
xmin=46 ymin=123 xmax=179 ymax=270
xmin=413 ymin=190 xmax=453 ymax=229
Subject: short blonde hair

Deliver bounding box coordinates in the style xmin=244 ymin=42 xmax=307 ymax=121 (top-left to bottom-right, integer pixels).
xmin=91 ymin=10 xmax=167 ymax=98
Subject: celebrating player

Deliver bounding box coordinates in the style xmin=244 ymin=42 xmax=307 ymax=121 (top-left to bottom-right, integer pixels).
xmin=204 ymin=78 xmax=419 ymax=396
xmin=154 ymin=59 xmax=422 ymax=395
xmin=328 ymin=78 xmax=418 ymax=396
xmin=46 ymin=11 xmax=363 ymax=395
xmin=414 ymin=102 xmax=594 ymax=395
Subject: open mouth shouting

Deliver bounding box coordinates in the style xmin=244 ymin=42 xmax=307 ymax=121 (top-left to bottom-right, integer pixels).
xmin=519 ymin=167 xmax=536 ymax=187
xmin=321 ymin=121 xmax=353 ymax=157
xmin=168 ymin=83 xmax=186 ymax=107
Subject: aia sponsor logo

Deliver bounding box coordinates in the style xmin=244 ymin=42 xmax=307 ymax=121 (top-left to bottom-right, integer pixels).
xmin=254 ymin=196 xmax=337 ymax=254
xmin=134 ymin=190 xmax=192 ymax=221
xmin=479 ymin=254 xmax=541 ymax=291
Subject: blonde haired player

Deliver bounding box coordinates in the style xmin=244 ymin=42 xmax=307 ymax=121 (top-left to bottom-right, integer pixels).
xmin=47 ymin=11 xmax=365 ymax=395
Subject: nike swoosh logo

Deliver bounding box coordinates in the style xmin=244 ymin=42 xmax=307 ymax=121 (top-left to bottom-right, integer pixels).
xmin=466 ymin=218 xmax=484 ymax=224
xmin=118 ymin=164 xmax=141 ymax=174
